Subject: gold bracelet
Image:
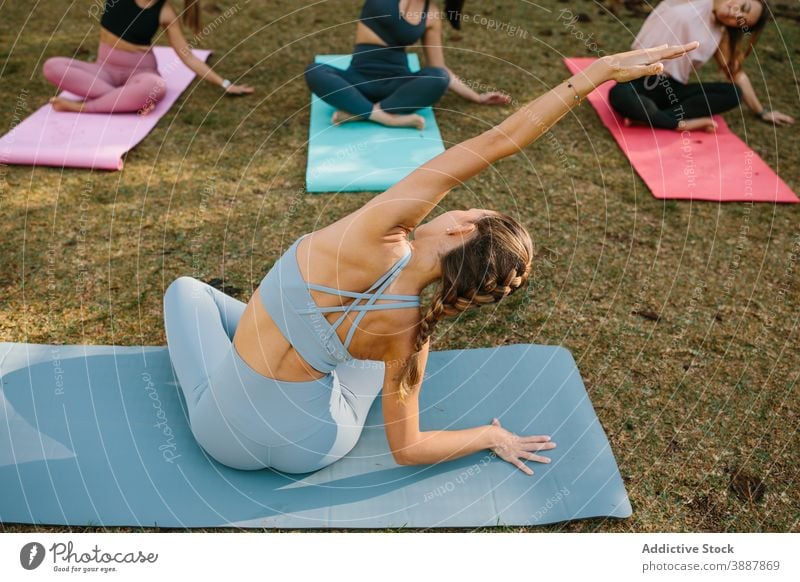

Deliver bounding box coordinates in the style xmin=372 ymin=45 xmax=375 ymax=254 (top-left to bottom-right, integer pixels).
xmin=565 ymin=80 xmax=582 ymax=105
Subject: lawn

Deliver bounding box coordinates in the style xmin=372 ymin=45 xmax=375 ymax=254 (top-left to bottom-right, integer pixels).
xmin=0 ymin=0 xmax=797 ymax=532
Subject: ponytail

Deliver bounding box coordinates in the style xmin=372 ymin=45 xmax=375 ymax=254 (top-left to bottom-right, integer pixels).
xmin=444 ymin=0 xmax=465 ymax=30
xmin=183 ymin=0 xmax=201 ymax=35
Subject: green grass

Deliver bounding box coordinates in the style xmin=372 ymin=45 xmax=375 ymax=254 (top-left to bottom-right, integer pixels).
xmin=0 ymin=0 xmax=798 ymax=533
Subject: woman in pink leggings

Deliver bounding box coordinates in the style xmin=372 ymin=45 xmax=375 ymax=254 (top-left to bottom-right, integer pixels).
xmin=43 ymin=0 xmax=253 ymax=114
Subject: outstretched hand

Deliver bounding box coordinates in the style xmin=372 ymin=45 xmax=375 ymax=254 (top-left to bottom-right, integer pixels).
xmin=225 ymin=83 xmax=255 ymax=96
xmin=489 ymin=417 xmax=556 ymax=476
xmin=586 ymin=41 xmax=700 ymax=86
xmin=478 ymin=91 xmax=512 ymax=106
xmin=761 ymin=110 xmax=795 ymax=126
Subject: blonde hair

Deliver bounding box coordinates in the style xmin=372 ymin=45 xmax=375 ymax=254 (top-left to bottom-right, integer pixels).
xmin=395 ymin=213 xmax=533 ymax=402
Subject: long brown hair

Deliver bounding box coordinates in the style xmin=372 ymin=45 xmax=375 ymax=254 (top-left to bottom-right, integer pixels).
xmin=183 ymin=0 xmax=202 ymax=35
xmin=444 ymin=0 xmax=465 ymax=29
xmin=718 ymin=0 xmax=771 ymax=78
xmin=395 ymin=213 xmax=533 ymax=402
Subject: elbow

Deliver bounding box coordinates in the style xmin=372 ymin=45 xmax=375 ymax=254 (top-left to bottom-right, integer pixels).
xmin=393 ymin=451 xmax=413 ymax=466
xmin=391 ymin=447 xmax=416 ymax=466
xmin=482 ymin=127 xmax=518 ymax=160
xmin=731 ymin=69 xmax=747 ymax=85
xmin=390 ymin=439 xmax=420 ymax=466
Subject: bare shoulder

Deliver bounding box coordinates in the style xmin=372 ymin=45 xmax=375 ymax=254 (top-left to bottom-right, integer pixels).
xmin=159 ymin=1 xmax=178 ymax=25
xmin=310 ymin=219 xmax=412 ymax=271
xmin=372 ymin=310 xmax=421 ymax=367
xmin=426 ymin=3 xmax=442 ymax=30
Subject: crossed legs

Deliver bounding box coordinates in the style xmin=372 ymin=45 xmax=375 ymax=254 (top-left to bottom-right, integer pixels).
xmin=43 ymin=55 xmax=166 ymax=114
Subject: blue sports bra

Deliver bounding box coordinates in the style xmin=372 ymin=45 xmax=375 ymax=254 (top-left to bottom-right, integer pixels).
xmin=360 ymin=0 xmax=431 ymax=47
xmin=259 ymin=234 xmax=421 ymax=374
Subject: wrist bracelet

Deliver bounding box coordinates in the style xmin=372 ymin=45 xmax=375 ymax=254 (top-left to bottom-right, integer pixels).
xmin=565 ymin=80 xmax=582 ymax=105
xmin=756 ymin=107 xmax=769 ymax=118
xmin=221 ymin=79 xmax=232 ymax=90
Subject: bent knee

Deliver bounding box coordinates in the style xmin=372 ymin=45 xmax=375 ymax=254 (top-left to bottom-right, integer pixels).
xmin=608 ymin=82 xmax=631 ymax=104
xmin=422 ymin=66 xmax=450 ymax=88
xmin=42 ymin=57 xmax=69 ymax=82
xmin=141 ymin=73 xmax=167 ymax=98
xmin=730 ymin=82 xmax=743 ymax=103
xmin=128 ymin=73 xmax=167 ymax=105
xmin=304 ymin=62 xmax=337 ymax=88
xmin=165 ymin=276 xmax=202 ymax=304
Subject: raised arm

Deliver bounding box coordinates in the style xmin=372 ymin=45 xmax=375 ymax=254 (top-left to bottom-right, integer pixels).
xmin=350 ymin=42 xmax=700 ymax=240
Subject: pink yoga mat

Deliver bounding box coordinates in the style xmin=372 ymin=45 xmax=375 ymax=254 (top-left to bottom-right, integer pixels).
xmin=0 ymin=47 xmax=211 ymax=171
xmin=564 ymin=57 xmax=798 ymax=204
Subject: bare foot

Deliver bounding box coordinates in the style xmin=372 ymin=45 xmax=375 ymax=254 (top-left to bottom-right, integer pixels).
xmin=49 ymin=96 xmax=84 ymax=113
xmin=382 ymin=112 xmax=425 ymax=130
xmin=368 ymin=105 xmax=425 ymax=130
xmin=138 ymin=100 xmax=157 ymax=116
xmin=622 ymin=117 xmax=653 ymax=129
xmin=677 ymin=117 xmax=718 ymax=133
xmin=331 ymin=110 xmax=362 ymax=125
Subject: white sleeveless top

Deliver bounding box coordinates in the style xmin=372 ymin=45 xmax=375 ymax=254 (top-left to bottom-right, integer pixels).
xmin=632 ymin=0 xmax=725 ymax=84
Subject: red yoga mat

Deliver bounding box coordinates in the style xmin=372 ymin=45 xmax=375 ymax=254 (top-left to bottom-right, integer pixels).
xmin=564 ymin=57 xmax=798 ymax=204
xmin=0 ymin=47 xmax=211 ymax=171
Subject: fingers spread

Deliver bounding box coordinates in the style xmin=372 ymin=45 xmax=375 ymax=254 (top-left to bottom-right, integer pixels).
xmin=521 ymin=435 xmax=551 ymax=442
xmin=524 ymin=441 xmax=557 ymax=452
xmin=524 ymin=452 xmax=552 ymax=463
xmin=513 ymin=459 xmax=534 ymax=475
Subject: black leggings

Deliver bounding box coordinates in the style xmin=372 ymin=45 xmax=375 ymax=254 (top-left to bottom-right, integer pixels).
xmin=304 ymin=43 xmax=450 ymax=118
xmin=608 ymin=75 xmax=742 ymax=129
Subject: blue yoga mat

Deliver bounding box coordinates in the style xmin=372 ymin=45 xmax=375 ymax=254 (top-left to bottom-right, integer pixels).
xmin=0 ymin=342 xmax=631 ymax=528
xmin=305 ymin=53 xmax=446 ymax=193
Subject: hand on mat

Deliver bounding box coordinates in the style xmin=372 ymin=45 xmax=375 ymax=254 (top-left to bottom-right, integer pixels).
xmin=225 ymin=83 xmax=255 ymax=96
xmin=761 ymin=110 xmax=795 ymax=126
xmin=489 ymin=418 xmax=556 ymax=476
xmin=478 ymin=91 xmax=512 ymax=106
xmin=590 ymin=42 xmax=700 ymax=85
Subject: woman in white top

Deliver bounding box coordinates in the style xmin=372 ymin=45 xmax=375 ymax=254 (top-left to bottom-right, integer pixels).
xmin=609 ymin=0 xmax=794 ymax=132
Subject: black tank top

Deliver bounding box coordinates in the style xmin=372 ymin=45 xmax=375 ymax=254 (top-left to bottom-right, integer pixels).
xmin=360 ymin=0 xmax=431 ymax=47
xmin=101 ymin=0 xmax=167 ymax=46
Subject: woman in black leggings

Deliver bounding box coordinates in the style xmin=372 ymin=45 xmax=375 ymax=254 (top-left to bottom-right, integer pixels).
xmin=609 ymin=0 xmax=794 ymax=132
xmin=304 ymin=0 xmax=510 ymax=129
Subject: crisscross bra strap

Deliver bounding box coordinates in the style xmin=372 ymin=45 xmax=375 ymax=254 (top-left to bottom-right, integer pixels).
xmin=296 ymin=249 xmax=420 ymax=350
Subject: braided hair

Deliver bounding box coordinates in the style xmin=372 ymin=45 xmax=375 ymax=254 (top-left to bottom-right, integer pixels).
xmin=395 ymin=212 xmax=533 ymax=402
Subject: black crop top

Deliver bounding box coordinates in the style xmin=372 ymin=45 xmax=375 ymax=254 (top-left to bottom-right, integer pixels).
xmin=360 ymin=0 xmax=431 ymax=47
xmin=101 ymin=0 xmax=167 ymax=46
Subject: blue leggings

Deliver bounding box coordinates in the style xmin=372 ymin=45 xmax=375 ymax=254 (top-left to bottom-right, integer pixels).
xmin=304 ymin=44 xmax=450 ymax=118
xmin=163 ymin=276 xmax=384 ymax=473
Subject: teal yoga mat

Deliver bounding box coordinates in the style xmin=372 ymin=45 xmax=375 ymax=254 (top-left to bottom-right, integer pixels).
xmin=0 ymin=342 xmax=631 ymax=528
xmin=305 ymin=54 xmax=446 ymax=193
